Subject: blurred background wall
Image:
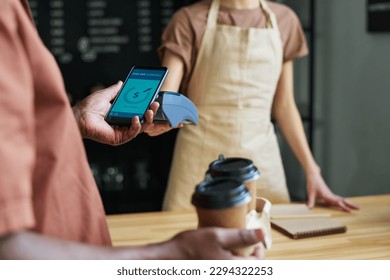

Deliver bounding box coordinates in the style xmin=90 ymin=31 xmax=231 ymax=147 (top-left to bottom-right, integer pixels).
xmin=314 ymin=0 xmax=390 ymax=197
xmin=274 ymin=0 xmax=390 ymax=200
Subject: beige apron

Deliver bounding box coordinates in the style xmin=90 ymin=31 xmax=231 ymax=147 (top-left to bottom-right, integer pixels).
xmin=163 ymin=0 xmax=290 ymax=210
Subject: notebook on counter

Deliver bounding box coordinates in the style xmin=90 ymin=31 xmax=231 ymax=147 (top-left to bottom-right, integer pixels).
xmin=270 ymin=204 xmax=347 ymax=239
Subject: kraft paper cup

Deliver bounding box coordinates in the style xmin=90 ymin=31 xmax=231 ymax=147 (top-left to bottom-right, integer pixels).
xmin=191 ymin=178 xmax=252 ymax=256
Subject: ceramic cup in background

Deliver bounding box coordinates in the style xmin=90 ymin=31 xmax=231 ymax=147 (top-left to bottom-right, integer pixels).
xmin=205 ymin=154 xmax=260 ymax=212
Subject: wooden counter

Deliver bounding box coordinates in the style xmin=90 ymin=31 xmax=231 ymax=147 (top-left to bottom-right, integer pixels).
xmin=107 ymin=194 xmax=390 ymax=259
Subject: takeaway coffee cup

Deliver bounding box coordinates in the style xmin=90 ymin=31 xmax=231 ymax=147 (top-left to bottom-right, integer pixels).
xmin=191 ymin=178 xmax=251 ymax=228
xmin=205 ymin=154 xmax=260 ymax=212
xmin=191 ymin=178 xmax=253 ymax=255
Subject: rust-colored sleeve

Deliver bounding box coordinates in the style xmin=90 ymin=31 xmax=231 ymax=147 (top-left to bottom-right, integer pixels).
xmin=275 ymin=5 xmax=309 ymax=62
xmin=0 ymin=1 xmax=36 ymax=237
xmin=158 ymin=8 xmax=195 ymax=75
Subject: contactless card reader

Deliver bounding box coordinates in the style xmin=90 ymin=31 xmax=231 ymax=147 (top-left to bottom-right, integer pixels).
xmin=154 ymin=91 xmax=199 ymax=127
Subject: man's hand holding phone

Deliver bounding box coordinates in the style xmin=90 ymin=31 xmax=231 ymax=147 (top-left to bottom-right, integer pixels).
xmin=73 ymin=81 xmax=159 ymax=146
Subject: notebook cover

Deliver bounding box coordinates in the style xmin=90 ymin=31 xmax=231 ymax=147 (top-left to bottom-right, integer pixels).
xmin=271 ymin=218 xmax=347 ymax=239
xmin=270 ymin=204 xmax=347 ymax=239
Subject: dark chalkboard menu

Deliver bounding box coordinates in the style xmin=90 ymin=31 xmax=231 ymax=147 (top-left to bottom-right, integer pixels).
xmin=30 ymin=0 xmax=195 ymax=100
xmin=30 ymin=0 xmax=196 ymax=214
xmin=367 ymin=0 xmax=390 ymax=32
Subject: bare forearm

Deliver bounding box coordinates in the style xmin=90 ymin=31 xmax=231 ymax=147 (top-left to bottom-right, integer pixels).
xmin=0 ymin=231 xmax=115 ymax=259
xmin=272 ymin=61 xmax=319 ymax=175
xmin=275 ymin=104 xmax=319 ymax=174
xmin=0 ymin=228 xmax=264 ymax=260
xmin=0 ymin=231 xmax=183 ymax=260
xmin=161 ymin=50 xmax=184 ymax=92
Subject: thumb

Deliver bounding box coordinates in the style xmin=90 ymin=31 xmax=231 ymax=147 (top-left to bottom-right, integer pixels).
xmin=219 ymin=228 xmax=265 ymax=249
xmin=101 ymin=81 xmax=123 ymax=101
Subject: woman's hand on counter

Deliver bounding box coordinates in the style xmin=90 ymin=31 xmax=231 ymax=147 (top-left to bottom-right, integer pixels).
xmin=306 ymin=169 xmax=360 ymax=212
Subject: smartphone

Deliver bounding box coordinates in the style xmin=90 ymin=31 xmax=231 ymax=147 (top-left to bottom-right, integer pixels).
xmin=105 ymin=66 xmax=168 ymax=125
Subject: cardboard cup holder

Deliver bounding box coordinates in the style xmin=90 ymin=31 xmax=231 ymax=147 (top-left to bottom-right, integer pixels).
xmin=246 ymin=197 xmax=272 ymax=249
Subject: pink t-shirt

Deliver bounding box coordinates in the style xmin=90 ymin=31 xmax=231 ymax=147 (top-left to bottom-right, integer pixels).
xmin=159 ymin=0 xmax=308 ymax=93
xmin=0 ymin=0 xmax=111 ymax=245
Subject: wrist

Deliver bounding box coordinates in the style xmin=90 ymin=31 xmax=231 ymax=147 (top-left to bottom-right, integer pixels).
xmin=170 ymin=232 xmax=194 ymax=259
xmin=113 ymin=239 xmax=188 ymax=260
xmin=71 ymin=104 xmax=87 ymax=138
xmin=304 ymin=163 xmax=321 ymax=177
xmin=159 ymin=233 xmax=191 ymax=259
xmin=72 ymin=103 xmax=81 ymax=120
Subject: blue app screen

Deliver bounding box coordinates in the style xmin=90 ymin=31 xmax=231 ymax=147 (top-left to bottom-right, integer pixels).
xmin=108 ymin=69 xmax=166 ymax=119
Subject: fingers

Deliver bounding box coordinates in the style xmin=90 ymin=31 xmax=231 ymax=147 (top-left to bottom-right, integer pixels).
xmin=218 ymin=228 xmax=265 ymax=249
xmin=336 ymin=197 xmax=360 ymax=212
xmin=149 ymin=102 xmax=159 ymax=115
xmin=343 ymin=199 xmax=360 ymax=210
xmin=226 ymin=229 xmax=265 ymax=260
xmin=124 ymin=116 xmax=141 ymax=141
xmin=143 ymin=110 xmax=154 ymax=125
xmin=143 ymin=102 xmax=159 ymax=126
xmin=107 ymin=117 xmax=142 ymax=146
xmin=336 ymin=199 xmax=351 ymax=212
xmin=144 ymin=123 xmax=173 ymax=137
xmin=252 ymin=243 xmax=265 ymax=259
xmin=232 ymin=243 xmax=265 ymax=260
xmin=314 ymin=194 xmax=360 ymax=212
xmin=307 ymin=191 xmax=316 ymax=209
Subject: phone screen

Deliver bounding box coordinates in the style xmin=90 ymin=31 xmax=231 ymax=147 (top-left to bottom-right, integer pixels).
xmin=106 ymin=67 xmax=167 ymax=124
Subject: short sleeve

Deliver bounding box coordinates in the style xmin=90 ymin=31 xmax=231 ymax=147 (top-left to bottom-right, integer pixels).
xmin=157 ymin=8 xmax=195 ymax=74
xmin=275 ymin=4 xmax=309 ymax=62
xmin=0 ymin=1 xmax=36 ymax=237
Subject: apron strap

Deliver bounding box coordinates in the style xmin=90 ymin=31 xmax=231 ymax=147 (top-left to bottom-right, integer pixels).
xmin=259 ymin=0 xmax=278 ymax=29
xmin=206 ymin=0 xmax=221 ymax=28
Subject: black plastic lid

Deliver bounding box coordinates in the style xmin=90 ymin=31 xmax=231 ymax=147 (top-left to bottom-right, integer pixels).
xmin=191 ymin=178 xmax=251 ymax=210
xmin=206 ymin=156 xmax=260 ymax=183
